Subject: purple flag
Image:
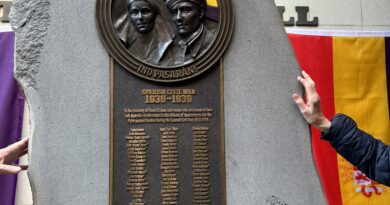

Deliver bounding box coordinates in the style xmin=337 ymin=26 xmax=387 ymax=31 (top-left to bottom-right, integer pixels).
xmin=0 ymin=31 xmax=25 ymax=205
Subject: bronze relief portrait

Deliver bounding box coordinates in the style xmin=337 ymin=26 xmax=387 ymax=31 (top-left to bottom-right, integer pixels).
xmin=97 ymin=0 xmax=233 ymax=82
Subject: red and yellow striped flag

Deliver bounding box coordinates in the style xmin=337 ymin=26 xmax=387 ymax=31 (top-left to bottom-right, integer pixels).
xmin=288 ymin=31 xmax=390 ymax=205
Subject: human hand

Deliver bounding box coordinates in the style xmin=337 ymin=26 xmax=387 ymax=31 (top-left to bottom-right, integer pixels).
xmin=292 ymin=71 xmax=331 ymax=132
xmin=0 ymin=137 xmax=28 ymax=174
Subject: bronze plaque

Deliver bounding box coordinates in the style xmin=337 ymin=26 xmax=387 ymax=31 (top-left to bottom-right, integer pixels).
xmin=97 ymin=0 xmax=233 ymax=204
xmin=111 ymin=61 xmax=225 ymax=204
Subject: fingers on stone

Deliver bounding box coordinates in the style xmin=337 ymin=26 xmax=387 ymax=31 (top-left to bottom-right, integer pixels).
xmin=4 ymin=138 xmax=29 ymax=156
xmin=293 ymin=94 xmax=307 ymax=111
xmin=20 ymin=165 xmax=28 ymax=170
xmin=16 ymin=149 xmax=28 ymax=159
xmin=0 ymin=164 xmax=22 ymax=174
xmin=301 ymin=70 xmax=316 ymax=89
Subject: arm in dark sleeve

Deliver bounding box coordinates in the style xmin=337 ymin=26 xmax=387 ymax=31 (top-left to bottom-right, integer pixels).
xmin=321 ymin=114 xmax=390 ymax=186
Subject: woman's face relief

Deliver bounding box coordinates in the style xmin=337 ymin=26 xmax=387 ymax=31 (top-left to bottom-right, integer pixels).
xmin=129 ymin=0 xmax=157 ymax=33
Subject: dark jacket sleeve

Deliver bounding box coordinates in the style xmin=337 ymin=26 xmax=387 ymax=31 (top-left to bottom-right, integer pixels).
xmin=321 ymin=114 xmax=390 ymax=186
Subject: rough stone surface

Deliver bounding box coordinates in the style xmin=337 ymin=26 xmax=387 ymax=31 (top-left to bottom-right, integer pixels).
xmin=10 ymin=0 xmax=51 ymax=89
xmin=223 ymin=0 xmax=326 ymax=204
xmin=12 ymin=0 xmax=326 ymax=204
xmin=11 ymin=0 xmax=110 ymax=204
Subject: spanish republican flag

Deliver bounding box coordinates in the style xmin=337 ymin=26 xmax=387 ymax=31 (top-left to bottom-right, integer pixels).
xmin=288 ymin=31 xmax=390 ymax=205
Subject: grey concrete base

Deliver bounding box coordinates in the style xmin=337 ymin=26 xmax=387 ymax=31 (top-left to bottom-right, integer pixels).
xmin=11 ymin=0 xmax=325 ymax=204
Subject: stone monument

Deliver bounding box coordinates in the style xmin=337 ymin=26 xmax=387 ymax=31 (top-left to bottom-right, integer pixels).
xmin=11 ymin=0 xmax=326 ymax=204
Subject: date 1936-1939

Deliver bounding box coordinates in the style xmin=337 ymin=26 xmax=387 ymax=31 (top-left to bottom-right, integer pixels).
xmin=145 ymin=94 xmax=193 ymax=104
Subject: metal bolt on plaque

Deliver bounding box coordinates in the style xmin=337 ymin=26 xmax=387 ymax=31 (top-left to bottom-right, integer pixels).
xmin=96 ymin=0 xmax=233 ymax=204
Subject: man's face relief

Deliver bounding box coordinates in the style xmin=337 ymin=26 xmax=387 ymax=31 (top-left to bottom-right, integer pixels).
xmin=129 ymin=1 xmax=156 ymax=33
xmin=171 ymin=2 xmax=204 ymax=37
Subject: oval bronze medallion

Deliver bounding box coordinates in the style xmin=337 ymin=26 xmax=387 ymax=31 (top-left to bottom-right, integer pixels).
xmin=96 ymin=0 xmax=234 ymax=82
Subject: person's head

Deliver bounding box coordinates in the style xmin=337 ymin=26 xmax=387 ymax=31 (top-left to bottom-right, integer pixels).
xmin=128 ymin=0 xmax=158 ymax=33
xmin=166 ymin=0 xmax=206 ymax=37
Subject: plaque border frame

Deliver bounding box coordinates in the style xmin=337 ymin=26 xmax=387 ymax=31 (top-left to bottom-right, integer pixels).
xmin=96 ymin=0 xmax=234 ymax=82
